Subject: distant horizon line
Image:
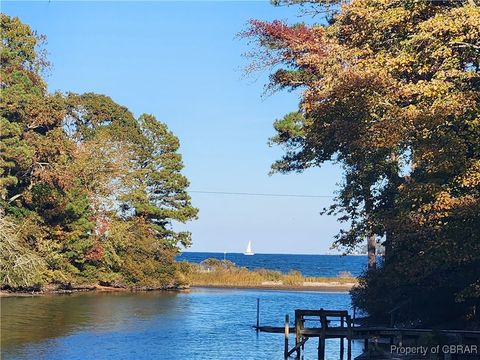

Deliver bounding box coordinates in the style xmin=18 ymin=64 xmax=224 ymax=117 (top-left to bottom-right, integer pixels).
xmin=179 ymin=251 xmax=369 ymax=256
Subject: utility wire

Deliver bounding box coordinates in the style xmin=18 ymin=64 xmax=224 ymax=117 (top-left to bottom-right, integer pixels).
xmin=189 ymin=190 xmax=334 ymax=198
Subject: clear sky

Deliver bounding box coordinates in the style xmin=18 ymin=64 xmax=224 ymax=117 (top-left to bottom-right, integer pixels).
xmin=3 ymin=1 xmax=345 ymax=254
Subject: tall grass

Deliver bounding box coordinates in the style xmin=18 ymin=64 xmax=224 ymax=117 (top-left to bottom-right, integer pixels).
xmin=178 ymin=259 xmax=357 ymax=287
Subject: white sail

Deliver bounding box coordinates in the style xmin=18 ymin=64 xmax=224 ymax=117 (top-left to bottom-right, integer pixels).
xmin=244 ymin=241 xmax=254 ymax=255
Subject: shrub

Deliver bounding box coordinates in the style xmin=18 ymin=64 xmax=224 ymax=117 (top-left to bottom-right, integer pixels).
xmin=338 ymin=271 xmax=353 ymax=278
xmin=0 ymin=214 xmax=46 ymax=288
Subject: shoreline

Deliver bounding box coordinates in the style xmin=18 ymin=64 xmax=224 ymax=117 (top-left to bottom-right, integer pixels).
xmin=180 ymin=258 xmax=357 ymax=292
xmin=0 ymin=284 xmax=187 ymax=298
xmin=191 ymin=283 xmax=354 ymax=292
xmin=1 ymin=281 xmax=354 ymax=297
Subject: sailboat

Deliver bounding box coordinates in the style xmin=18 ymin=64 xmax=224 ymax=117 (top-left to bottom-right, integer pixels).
xmin=244 ymin=241 xmax=254 ymax=256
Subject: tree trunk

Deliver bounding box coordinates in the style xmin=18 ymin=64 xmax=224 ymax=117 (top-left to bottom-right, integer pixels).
xmin=384 ymin=230 xmax=392 ymax=263
xmin=367 ymin=233 xmax=376 ymax=270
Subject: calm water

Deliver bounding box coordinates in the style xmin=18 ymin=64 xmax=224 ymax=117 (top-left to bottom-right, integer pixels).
xmin=178 ymin=252 xmax=369 ymax=277
xmin=1 ymin=289 xmax=363 ymax=360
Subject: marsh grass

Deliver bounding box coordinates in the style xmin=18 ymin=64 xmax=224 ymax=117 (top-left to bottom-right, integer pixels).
xmin=179 ymin=259 xmax=357 ymax=287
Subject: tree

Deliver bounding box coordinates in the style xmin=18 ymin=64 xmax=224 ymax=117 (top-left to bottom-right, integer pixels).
xmin=125 ymin=114 xmax=198 ymax=248
xmin=1 ymin=15 xmax=198 ymax=289
xmin=1 ymin=14 xmax=91 ymax=281
xmin=63 ymin=94 xmax=199 ymax=286
xmin=244 ymin=0 xmax=480 ymax=325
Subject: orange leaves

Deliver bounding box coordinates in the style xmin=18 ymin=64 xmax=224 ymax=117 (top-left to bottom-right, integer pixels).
xmin=244 ymin=19 xmax=326 ymax=54
xmin=85 ymin=242 xmax=104 ymax=262
xmin=456 ymin=160 xmax=480 ymax=189
xmin=241 ymin=19 xmax=330 ymax=76
xmin=244 ymin=2 xmax=480 ymax=275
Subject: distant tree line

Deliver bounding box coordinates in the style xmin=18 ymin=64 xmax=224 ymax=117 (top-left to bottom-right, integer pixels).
xmin=0 ymin=15 xmax=198 ymax=289
xmin=243 ymin=0 xmax=479 ymax=327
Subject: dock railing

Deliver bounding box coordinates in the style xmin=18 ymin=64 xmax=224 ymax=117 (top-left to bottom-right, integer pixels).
xmin=284 ymin=308 xmax=353 ymax=360
xmin=254 ymin=303 xmax=480 ymax=360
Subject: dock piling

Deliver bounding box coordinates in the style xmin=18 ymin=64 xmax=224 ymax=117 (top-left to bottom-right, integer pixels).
xmin=256 ymin=298 xmax=260 ymax=331
xmin=319 ymin=313 xmax=326 ymax=360
xmin=347 ymin=314 xmax=352 ymax=360
xmin=340 ymin=317 xmax=345 ymax=360
xmin=295 ymin=310 xmax=301 ymax=359
xmin=284 ymin=314 xmax=289 ymax=359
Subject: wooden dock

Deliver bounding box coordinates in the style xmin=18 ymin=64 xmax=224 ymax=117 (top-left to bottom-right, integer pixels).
xmin=253 ymin=306 xmax=480 ymax=360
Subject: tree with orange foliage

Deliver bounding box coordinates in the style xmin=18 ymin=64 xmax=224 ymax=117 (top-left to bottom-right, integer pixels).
xmin=244 ymin=0 xmax=479 ymax=326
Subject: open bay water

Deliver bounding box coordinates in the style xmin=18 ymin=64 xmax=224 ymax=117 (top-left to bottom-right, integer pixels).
xmin=1 ymin=289 xmax=363 ymax=359
xmin=178 ymin=252 xmax=369 ymax=277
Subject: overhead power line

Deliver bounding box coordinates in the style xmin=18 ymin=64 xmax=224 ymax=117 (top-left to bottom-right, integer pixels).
xmin=189 ymin=190 xmax=334 ymax=198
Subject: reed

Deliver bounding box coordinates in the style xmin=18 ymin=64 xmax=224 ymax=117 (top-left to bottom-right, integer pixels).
xmin=178 ymin=259 xmax=357 ymax=287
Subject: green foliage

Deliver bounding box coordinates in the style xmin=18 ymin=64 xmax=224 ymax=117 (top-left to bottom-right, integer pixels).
xmin=200 ymin=258 xmax=237 ymax=270
xmin=0 ymin=15 xmax=198 ymax=289
xmin=121 ymin=114 xmax=198 ymax=249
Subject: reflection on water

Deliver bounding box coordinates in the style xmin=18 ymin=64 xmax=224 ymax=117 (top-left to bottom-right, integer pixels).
xmin=1 ymin=292 xmax=180 ymax=350
xmin=1 ymin=289 xmax=363 ymax=359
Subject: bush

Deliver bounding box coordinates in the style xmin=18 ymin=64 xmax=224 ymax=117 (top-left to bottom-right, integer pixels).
xmin=338 ymin=271 xmax=353 ymax=278
xmin=0 ymin=214 xmax=46 ymax=288
xmin=351 ymin=261 xmax=480 ymax=327
xmin=200 ymin=258 xmax=236 ymax=271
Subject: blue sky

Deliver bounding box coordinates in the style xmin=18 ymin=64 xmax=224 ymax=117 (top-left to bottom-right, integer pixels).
xmin=3 ymin=1 xmax=345 ymax=254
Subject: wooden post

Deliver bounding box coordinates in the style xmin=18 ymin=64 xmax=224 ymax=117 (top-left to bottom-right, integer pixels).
xmin=301 ymin=318 xmax=305 ymax=351
xmin=340 ymin=317 xmax=344 ymax=360
xmin=295 ymin=310 xmax=301 ymax=359
xmin=347 ymin=316 xmax=352 ymax=360
xmin=284 ymin=314 xmax=289 ymax=359
xmin=256 ymin=298 xmax=260 ymax=331
xmin=319 ymin=312 xmax=326 ymax=360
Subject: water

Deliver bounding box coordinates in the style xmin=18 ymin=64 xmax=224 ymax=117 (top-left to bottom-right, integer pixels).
xmin=2 ymin=254 xmax=366 ymax=359
xmin=178 ymin=252 xmax=368 ymax=277
xmin=1 ymin=289 xmax=363 ymax=359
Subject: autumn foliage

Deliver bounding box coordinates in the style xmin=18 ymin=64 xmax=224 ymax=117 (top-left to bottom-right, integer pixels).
xmin=244 ymin=0 xmax=480 ymax=326
xmin=0 ymin=15 xmax=198 ymax=289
